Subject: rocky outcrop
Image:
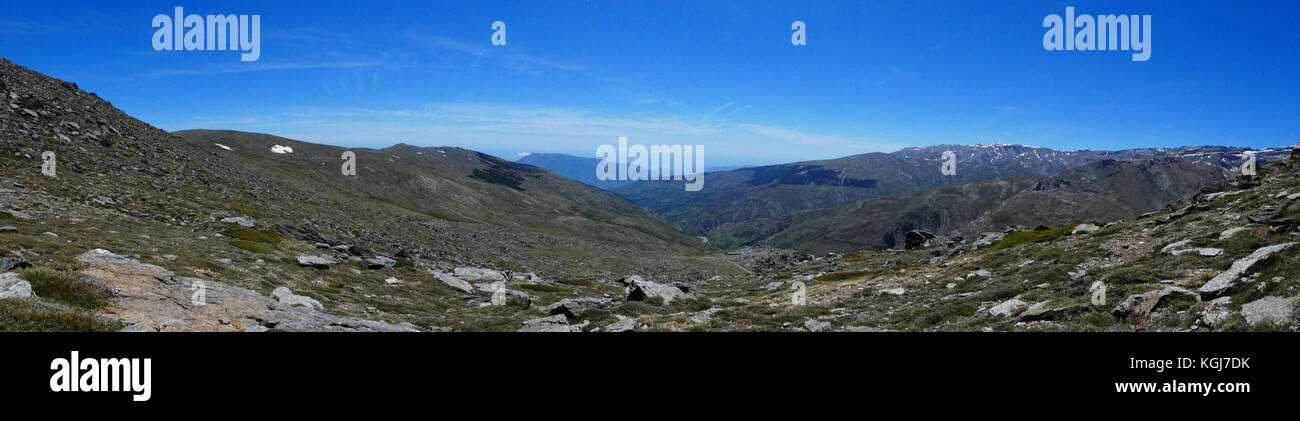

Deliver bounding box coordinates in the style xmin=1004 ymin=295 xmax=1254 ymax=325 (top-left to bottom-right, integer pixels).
xmin=453 ymin=267 xmax=505 ymax=282
xmin=517 ymin=314 xmax=572 ymax=332
xmin=75 ymin=249 xmax=410 ymax=332
xmin=541 ymin=297 xmax=613 ymax=318
xmin=1113 ymin=287 xmax=1198 ymax=319
xmin=433 ymin=272 xmax=475 ymax=293
xmin=1199 ymin=243 xmax=1295 ymax=299
xmin=1240 ymin=296 xmax=1298 ymax=327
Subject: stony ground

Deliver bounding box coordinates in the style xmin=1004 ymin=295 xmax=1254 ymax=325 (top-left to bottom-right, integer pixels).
xmin=3 ymin=151 xmax=1299 ymax=331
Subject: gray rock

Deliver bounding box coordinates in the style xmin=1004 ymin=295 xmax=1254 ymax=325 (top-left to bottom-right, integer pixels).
xmin=763 ymin=281 xmax=787 ymax=291
xmin=119 ymin=324 xmax=158 ymax=332
xmin=453 ymin=267 xmax=505 ymax=282
xmin=1169 ymin=248 xmax=1223 ymax=257
xmin=490 ymin=288 xmax=531 ymax=308
xmin=296 ymin=255 xmax=336 ymax=269
xmin=1199 ymin=243 xmax=1296 ymax=299
xmin=541 ymin=297 xmax=613 ymax=318
xmin=625 ymin=277 xmax=691 ymax=305
xmin=989 ymin=297 xmax=1027 ymax=317
xmin=243 ymin=325 xmax=269 ymax=332
xmin=1241 ymin=296 xmax=1298 ymax=327
xmin=220 ymin=216 xmax=255 ymax=227
xmin=1019 ymin=301 xmax=1075 ymax=321
xmin=0 ymin=226 xmax=16 ymax=233
xmin=271 ymin=286 xmax=324 ymax=311
xmin=0 ymin=256 xmax=31 ymax=272
xmin=518 ymin=314 xmax=571 ymax=332
xmin=604 ymin=318 xmax=637 ymax=332
xmin=804 ymin=319 xmax=831 ymax=332
xmin=0 ymin=272 xmax=35 ymax=299
xmin=1071 ymin=223 xmax=1100 ymax=234
xmin=364 ymin=256 xmax=397 ymax=269
xmin=384 ymin=277 xmax=401 ymax=285
xmin=1113 ymin=287 xmax=1198 ymax=319
xmin=879 ymin=287 xmax=906 ymax=296
xmin=433 ymin=272 xmax=474 ymax=293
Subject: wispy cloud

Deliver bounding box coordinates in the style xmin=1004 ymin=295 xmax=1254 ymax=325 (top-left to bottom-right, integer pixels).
xmin=736 ymin=123 xmax=900 ymax=152
xmin=406 ymin=32 xmax=587 ymax=74
xmin=136 ymin=60 xmax=386 ymax=79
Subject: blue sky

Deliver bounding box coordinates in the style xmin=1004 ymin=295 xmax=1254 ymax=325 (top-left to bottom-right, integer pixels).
xmin=1 ymin=0 xmax=1296 ymax=166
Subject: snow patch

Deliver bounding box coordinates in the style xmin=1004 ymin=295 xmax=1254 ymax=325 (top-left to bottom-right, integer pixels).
xmin=214 ymin=143 xmax=232 ymax=151
xmin=270 ymin=145 xmax=294 ymax=154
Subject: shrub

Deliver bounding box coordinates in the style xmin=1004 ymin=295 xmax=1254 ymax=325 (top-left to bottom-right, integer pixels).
xmin=229 ymin=240 xmax=269 ymax=253
xmin=221 ymin=227 xmax=280 ymax=243
xmin=0 ymin=300 xmax=119 ymax=332
xmin=991 ymin=225 xmax=1079 ymax=250
xmin=20 ymin=270 xmax=110 ymax=309
xmin=518 ymin=284 xmax=571 ymax=293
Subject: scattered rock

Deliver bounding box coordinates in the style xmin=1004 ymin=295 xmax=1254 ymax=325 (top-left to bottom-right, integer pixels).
xmin=878 ymin=287 xmax=906 ymax=296
xmin=0 ymin=226 xmax=16 ymax=233
xmin=1199 ymin=243 xmax=1296 ymax=299
xmin=384 ymin=277 xmax=401 ymax=285
xmin=243 ymin=325 xmax=269 ymax=332
xmin=119 ymin=324 xmax=157 ymax=332
xmin=1019 ymin=301 xmax=1074 ymax=321
xmin=1168 ymin=248 xmax=1223 ymax=257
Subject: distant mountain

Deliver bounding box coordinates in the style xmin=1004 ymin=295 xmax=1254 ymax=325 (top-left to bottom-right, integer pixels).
xmin=762 ymin=156 xmax=1241 ymax=253
xmin=612 ymin=143 xmax=1290 ymax=249
xmin=515 ymin=153 xmax=633 ymax=190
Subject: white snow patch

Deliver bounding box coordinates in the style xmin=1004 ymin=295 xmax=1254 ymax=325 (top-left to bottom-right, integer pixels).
xmin=214 ymin=143 xmax=233 ymax=151
xmin=270 ymin=145 xmax=294 ymax=154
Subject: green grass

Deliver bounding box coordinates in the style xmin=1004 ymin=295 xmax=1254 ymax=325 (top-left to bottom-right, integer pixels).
xmin=394 ymin=258 xmax=415 ymax=268
xmin=221 ymin=227 xmax=281 ymax=244
xmin=20 ymin=269 xmax=111 ymax=309
xmin=813 ymin=270 xmax=863 ymax=282
xmin=517 ymin=284 xmax=572 ymax=293
xmin=991 ymin=225 xmax=1079 ymax=250
xmin=229 ymin=240 xmax=269 ymax=253
xmin=0 ymin=300 xmax=120 ymax=332
xmin=0 ymin=211 xmax=13 ymax=219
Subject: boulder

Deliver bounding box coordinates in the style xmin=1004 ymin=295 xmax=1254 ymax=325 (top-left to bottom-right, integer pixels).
xmin=989 ymin=297 xmax=1027 ymax=317
xmin=904 ymin=230 xmax=936 ymax=250
xmin=1089 ymin=281 xmax=1107 ymax=306
xmin=433 ymin=272 xmax=475 ymax=294
xmin=453 ymin=267 xmax=505 ymax=282
xmin=271 ymin=287 xmax=324 ymax=311
xmin=364 ymin=256 xmax=397 ymax=269
xmin=1199 ymin=243 xmax=1295 ymax=299
xmin=1113 ymin=287 xmax=1198 ymax=319
xmin=1240 ymin=296 xmax=1298 ymax=327
xmin=490 ymin=288 xmax=531 ymax=308
xmin=541 ymin=297 xmax=613 ymax=318
xmin=0 ymin=272 xmax=35 ymax=299
xmin=220 ymin=216 xmax=255 ymax=227
xmin=1071 ymin=223 xmax=1100 ymax=234
xmin=1019 ymin=301 xmax=1076 ymax=321
xmin=518 ymin=314 xmax=572 ymax=332
xmin=804 ymin=319 xmax=831 ymax=332
xmin=0 ymin=256 xmax=32 ymax=272
xmin=604 ymin=318 xmax=637 ymax=332
xmin=625 ymin=277 xmax=691 ymax=305
xmin=296 ymin=255 xmax=336 ymax=269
